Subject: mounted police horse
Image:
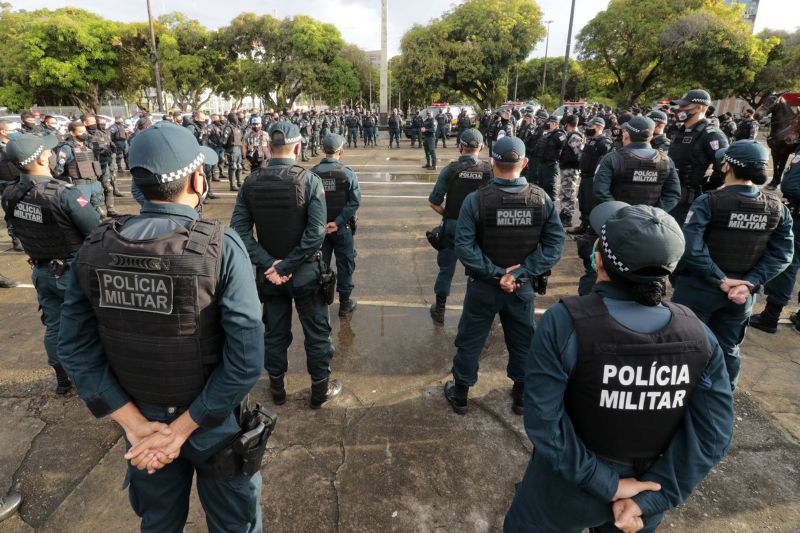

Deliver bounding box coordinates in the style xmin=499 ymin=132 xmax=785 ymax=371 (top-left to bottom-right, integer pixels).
xmin=754 ymin=93 xmax=800 ymax=188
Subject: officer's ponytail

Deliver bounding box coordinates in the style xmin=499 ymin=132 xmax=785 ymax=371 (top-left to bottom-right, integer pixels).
xmin=607 ymin=267 xmax=667 ymax=306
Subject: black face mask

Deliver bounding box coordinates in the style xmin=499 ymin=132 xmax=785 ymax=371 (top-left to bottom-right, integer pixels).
xmin=585 ymin=128 xmax=596 ymax=137
xmin=77 ymin=133 xmax=90 ymax=142
xmin=85 ymin=124 xmax=97 ymax=133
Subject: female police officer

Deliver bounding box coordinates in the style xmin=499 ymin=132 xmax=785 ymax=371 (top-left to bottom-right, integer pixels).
xmin=504 ymin=201 xmax=734 ymax=533
xmin=672 ymin=140 xmax=794 ymax=389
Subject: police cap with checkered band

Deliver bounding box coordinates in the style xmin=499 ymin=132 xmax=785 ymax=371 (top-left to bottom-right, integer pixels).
xmin=589 ymin=201 xmax=685 ymax=283
xmin=671 ymin=89 xmax=711 ymax=107
xmin=128 ymin=121 xmax=218 ymax=186
xmin=5 ymin=133 xmax=59 ymax=167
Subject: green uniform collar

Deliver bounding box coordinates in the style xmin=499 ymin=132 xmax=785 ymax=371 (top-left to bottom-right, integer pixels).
xmin=267 ymin=158 xmax=297 ymax=167
xmin=18 ymin=173 xmax=53 ymax=185
xmin=320 ymin=157 xmax=341 ymax=164
xmin=457 ymin=155 xmax=479 ymax=162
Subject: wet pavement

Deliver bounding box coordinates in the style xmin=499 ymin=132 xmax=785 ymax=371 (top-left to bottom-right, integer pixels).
xmin=0 ymin=137 xmax=799 ymax=532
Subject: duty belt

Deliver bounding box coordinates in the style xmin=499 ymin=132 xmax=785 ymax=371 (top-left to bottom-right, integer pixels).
xmin=28 ymin=258 xmax=68 ymax=277
xmin=596 ymin=453 xmax=658 ymax=476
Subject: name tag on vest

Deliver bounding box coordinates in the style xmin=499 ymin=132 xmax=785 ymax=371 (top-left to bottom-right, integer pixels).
xmin=14 ymin=202 xmax=43 ymax=223
xmin=632 ymin=170 xmax=659 ymax=183
xmin=97 ymin=269 xmax=173 ymax=315
xmin=496 ymin=208 xmax=533 ymax=226
xmin=728 ymin=212 xmax=767 ymax=230
xmin=458 ymin=171 xmax=484 ymax=180
xmin=322 ymin=178 xmax=337 ymax=192
xmin=682 ymin=136 xmax=693 ymax=144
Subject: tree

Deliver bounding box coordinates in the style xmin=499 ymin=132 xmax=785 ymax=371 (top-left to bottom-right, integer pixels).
xmin=576 ymin=0 xmax=773 ymax=106
xmin=0 ymin=7 xmax=122 ymax=112
xmin=395 ymin=0 xmax=545 ymax=108
xmin=512 ymin=57 xmax=589 ymax=102
xmin=735 ymin=28 xmax=800 ymax=108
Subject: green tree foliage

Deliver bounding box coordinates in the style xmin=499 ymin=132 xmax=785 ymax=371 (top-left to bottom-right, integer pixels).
xmin=512 ymin=57 xmax=589 ymax=103
xmin=395 ymin=0 xmax=544 ymax=108
xmin=0 ymin=7 xmax=121 ymax=112
xmin=576 ymin=0 xmax=774 ymax=106
xmin=735 ymin=28 xmax=800 ymax=108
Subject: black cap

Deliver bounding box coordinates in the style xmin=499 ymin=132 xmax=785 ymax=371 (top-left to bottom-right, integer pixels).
xmin=589 ymin=202 xmax=685 ymax=283
xmin=128 ymin=122 xmax=218 ymax=186
xmin=671 ymin=89 xmax=712 ymax=106
xmin=459 ymin=129 xmax=483 ymax=148
xmin=621 ymin=116 xmax=655 ymax=142
xmin=491 ymin=136 xmax=525 ymax=163
xmin=269 ymin=122 xmax=302 ymax=145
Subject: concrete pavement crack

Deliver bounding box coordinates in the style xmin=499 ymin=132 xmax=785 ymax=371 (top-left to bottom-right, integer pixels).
xmin=470 ymin=397 xmax=532 ymax=455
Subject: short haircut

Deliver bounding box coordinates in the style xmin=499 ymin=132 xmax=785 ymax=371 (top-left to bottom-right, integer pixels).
xmin=68 ymin=120 xmax=85 ymax=132
xmin=81 ymin=113 xmax=96 ymax=122
xmin=564 ymin=115 xmax=579 ymax=127
xmin=20 ymin=112 xmax=34 ymax=120
xmin=731 ymin=164 xmax=768 ymax=185
xmin=43 ymin=115 xmax=56 ymax=123
xmin=132 ymin=169 xmax=190 ymax=202
xmin=493 ymin=160 xmax=523 ymax=174
xmin=270 ymin=141 xmax=296 ymax=156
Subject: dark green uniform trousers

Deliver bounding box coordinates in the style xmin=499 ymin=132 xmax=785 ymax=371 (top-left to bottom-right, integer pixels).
xmin=322 ymin=225 xmax=356 ymax=294
xmin=451 ymin=278 xmax=534 ymax=387
xmin=535 ymin=162 xmax=559 ymax=200
xmin=433 ymin=219 xmax=458 ymax=297
xmin=423 ymin=135 xmax=437 ymax=167
xmin=764 ymin=213 xmax=800 ymax=306
xmin=32 ymin=266 xmax=69 ymax=367
xmin=124 ymin=411 xmax=262 ymax=533
xmin=258 ymin=263 xmax=334 ymax=382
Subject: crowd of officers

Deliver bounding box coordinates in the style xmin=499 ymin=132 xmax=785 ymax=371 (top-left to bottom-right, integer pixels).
xmin=0 ymin=85 xmax=798 ymax=532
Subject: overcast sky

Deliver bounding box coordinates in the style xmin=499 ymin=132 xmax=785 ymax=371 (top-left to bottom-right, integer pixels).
xmin=11 ymin=0 xmax=800 ymax=58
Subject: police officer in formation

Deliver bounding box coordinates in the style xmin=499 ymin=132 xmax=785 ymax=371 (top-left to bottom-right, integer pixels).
xmin=421 ymin=110 xmax=437 ymax=170
xmin=58 ymin=121 xmax=265 ymax=531
xmin=557 ymin=114 xmax=584 ymax=228
xmin=410 ymin=111 xmax=424 ymax=149
xmin=244 ymin=117 xmax=270 ymax=170
xmin=672 ymin=140 xmax=793 ymax=389
xmin=184 ymin=111 xmax=220 ymax=200
xmin=531 ymin=115 xmax=566 ymax=201
xmin=83 ymin=114 xmax=120 ymax=216
xmin=719 ymin=113 xmax=738 ymax=143
xmin=0 ymin=119 xmax=24 ymax=256
xmin=734 ymin=108 xmax=759 ymax=141
xmin=444 ymin=136 xmax=564 ymax=416
xmin=667 ymin=89 xmax=729 ymax=222
xmin=53 ymin=120 xmax=107 ymax=217
xmin=310 ymin=133 xmax=362 ymax=317
xmin=647 ymin=110 xmax=671 ymax=152
xmin=593 ymin=115 xmax=680 ymax=211
xmin=231 ymin=121 xmax=342 ymax=409
xmin=222 ymin=112 xmax=245 ymax=190
xmin=20 ymin=112 xmax=44 ymax=134
xmin=387 ymin=109 xmax=401 ymax=148
xmin=309 ymin=112 xmax=321 ymax=156
xmin=427 ymin=130 xmax=493 ymax=323
xmin=504 ymin=201 xmax=734 ymax=533
xmin=42 ymin=115 xmax=65 ymax=143
xmin=109 ymin=116 xmax=130 ymax=173
xmin=457 ymin=109 xmax=473 ymax=139
xmin=1 ymin=133 xmax=101 ymax=392
xmin=435 ymin=110 xmax=449 ymax=148
xmin=346 ymin=112 xmax=360 ymax=149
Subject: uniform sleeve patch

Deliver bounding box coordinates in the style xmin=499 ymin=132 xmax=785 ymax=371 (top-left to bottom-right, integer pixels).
xmin=709 ymin=140 xmax=720 ymax=151
xmin=684 ymin=210 xmax=694 ymax=224
xmin=792 ymin=154 xmax=800 ymax=165
xmin=76 ymin=195 xmax=89 ymax=207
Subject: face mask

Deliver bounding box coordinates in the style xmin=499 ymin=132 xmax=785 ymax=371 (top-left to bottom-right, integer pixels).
xmin=590 ymin=241 xmax=599 ymax=272
xmin=676 ymin=107 xmax=697 ymax=122
xmin=85 ymin=124 xmax=97 ymax=133
xmin=585 ymin=128 xmax=596 ymax=137
xmin=77 ymin=133 xmax=90 ymax=142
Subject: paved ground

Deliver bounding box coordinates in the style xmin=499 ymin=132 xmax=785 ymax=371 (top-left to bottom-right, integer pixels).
xmin=0 ymin=135 xmax=799 ymax=532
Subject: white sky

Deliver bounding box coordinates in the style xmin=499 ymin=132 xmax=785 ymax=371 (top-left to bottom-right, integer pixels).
xmin=11 ymin=0 xmax=800 ymax=58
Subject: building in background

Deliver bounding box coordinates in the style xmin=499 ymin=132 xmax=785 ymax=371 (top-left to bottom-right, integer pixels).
xmin=724 ymin=0 xmax=759 ymax=28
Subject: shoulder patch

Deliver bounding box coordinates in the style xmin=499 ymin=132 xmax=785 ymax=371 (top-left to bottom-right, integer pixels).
xmin=792 ymin=153 xmax=800 ymax=165
xmin=684 ymin=210 xmax=694 ymax=224
xmin=709 ymin=140 xmax=720 ymax=151
xmin=75 ymin=195 xmax=89 ymax=207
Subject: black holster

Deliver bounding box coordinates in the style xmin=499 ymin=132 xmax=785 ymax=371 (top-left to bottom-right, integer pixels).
xmin=426 ymin=219 xmax=445 ymax=251
xmin=348 ymin=216 xmax=358 ymax=235
xmin=317 ymin=253 xmax=336 ymax=305
xmin=533 ymin=270 xmax=551 ymax=295
xmin=196 ymin=403 xmax=277 ymax=480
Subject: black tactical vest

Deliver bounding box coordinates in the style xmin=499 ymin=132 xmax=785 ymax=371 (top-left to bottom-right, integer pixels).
xmin=705 ymin=188 xmax=782 ymax=275
xmin=75 ymin=217 xmax=224 ymax=408
xmin=562 ymin=292 xmax=710 ymax=461
xmin=312 ymin=162 xmax=350 ymax=223
xmin=443 ymin=159 xmax=492 ymax=219
xmin=0 ymin=146 xmax=20 ymax=183
xmin=1 ymin=179 xmax=86 ymax=260
xmin=226 ymin=126 xmax=242 ymax=148
xmin=579 ymin=137 xmax=608 ymax=177
xmin=242 ymin=165 xmax=308 ymax=258
xmin=476 ymin=184 xmax=546 ymax=268
xmin=542 ymin=129 xmax=565 ymax=163
xmin=111 ymin=125 xmax=129 ymax=142
xmin=64 ymin=141 xmax=101 ymax=182
xmin=559 ymin=131 xmax=583 ymax=168
xmin=611 ymin=148 xmax=670 ymax=206
xmin=650 ymin=134 xmax=670 ymax=153
xmin=667 ymin=120 xmax=709 ymax=186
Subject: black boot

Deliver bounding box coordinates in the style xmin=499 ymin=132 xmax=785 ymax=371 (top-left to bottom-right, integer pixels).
xmin=228 ymin=172 xmax=239 ymax=191
xmin=338 ymin=292 xmax=357 ymax=317
xmin=53 ymin=364 xmax=72 ymax=395
xmin=104 ymin=190 xmax=120 ymax=217
xmin=790 ymin=312 xmax=800 ymax=332
xmin=112 ymin=179 xmax=128 ymax=197
xmin=750 ymin=302 xmax=783 ymax=333
xmin=510 ymin=382 xmax=524 ymax=415
xmin=429 ymin=295 xmax=446 ymax=324
xmin=559 ymin=211 xmax=572 ymax=228
xmin=310 ymin=377 xmax=343 ymax=409
xmin=11 ymin=237 xmax=23 ymax=252
xmin=0 ymin=274 xmax=19 ymax=288
xmin=269 ymin=373 xmax=287 ymax=405
xmin=444 ymin=380 xmax=468 ymax=415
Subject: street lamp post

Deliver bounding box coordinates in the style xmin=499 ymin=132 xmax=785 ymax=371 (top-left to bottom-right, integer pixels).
xmin=146 ymin=0 xmax=164 ymax=112
xmin=542 ymin=19 xmax=554 ymax=97
xmin=560 ymin=0 xmax=576 ymax=105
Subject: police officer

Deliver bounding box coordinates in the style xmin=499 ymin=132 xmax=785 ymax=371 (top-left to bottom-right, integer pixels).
xmin=672 ymin=140 xmax=794 ymax=389
xmin=435 ymin=110 xmax=449 ymax=148
xmin=647 ymin=110 xmax=671 ymax=153
xmin=58 ymin=121 xmax=265 ymax=531
xmin=444 ymin=136 xmax=564 ymax=415
xmin=558 ymin=114 xmax=584 ymax=228
xmin=109 ymin=116 xmax=130 ymax=176
xmin=570 ymin=117 xmax=611 ymax=236
xmin=504 ymin=201 xmax=734 ymax=533
xmin=185 ymin=111 xmax=219 ymax=200
xmin=750 ymin=145 xmax=800 ymax=333
xmin=479 ymin=109 xmax=493 ymax=141
xmin=346 ymin=112 xmax=360 ymax=149
xmin=244 ymin=117 xmax=270 ymax=170
xmin=231 ymin=122 xmax=343 ymax=409
xmin=0 ymin=120 xmax=25 ymax=256
xmin=222 ymin=112 xmax=244 ymax=190
xmin=593 ymin=115 xmax=680 ymax=211
xmin=207 ymin=115 xmax=225 ymax=182
xmin=387 ymin=109 xmax=401 ymax=148
xmin=83 ymin=114 xmax=119 ymax=216
xmin=734 ymin=108 xmax=759 ymax=141
xmin=311 ymin=133 xmax=362 ymax=317
xmin=524 ymin=109 xmax=549 ymax=181
xmin=309 ymin=112 xmax=321 ymax=156
xmin=299 ymin=112 xmax=311 ymax=161
xmin=532 ymin=115 xmax=565 ymax=200
xmin=457 ymin=109 xmax=472 ymax=139
xmin=720 ymin=113 xmax=738 ymax=143
xmin=427 ymin=130 xmax=493 ymax=323
xmin=421 ymin=111 xmax=437 ymax=170
xmin=20 ymin=112 xmax=44 ymax=134
xmin=42 ymin=115 xmax=65 ymax=143
xmin=411 ymin=111 xmax=424 ymax=149
xmin=54 ymin=120 xmax=107 ymax=217
xmin=667 ymin=89 xmax=729 ymax=222
xmin=2 ymin=133 xmax=101 ymax=392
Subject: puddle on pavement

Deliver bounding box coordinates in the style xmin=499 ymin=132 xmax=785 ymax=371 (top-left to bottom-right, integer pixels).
xmin=358 ymin=172 xmax=437 ymax=183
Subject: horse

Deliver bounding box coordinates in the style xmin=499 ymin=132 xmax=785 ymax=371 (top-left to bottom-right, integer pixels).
xmin=754 ymin=93 xmax=799 ymax=188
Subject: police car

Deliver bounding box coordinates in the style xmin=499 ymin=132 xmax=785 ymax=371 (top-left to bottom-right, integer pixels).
xmin=553 ymin=101 xmax=588 ymax=118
